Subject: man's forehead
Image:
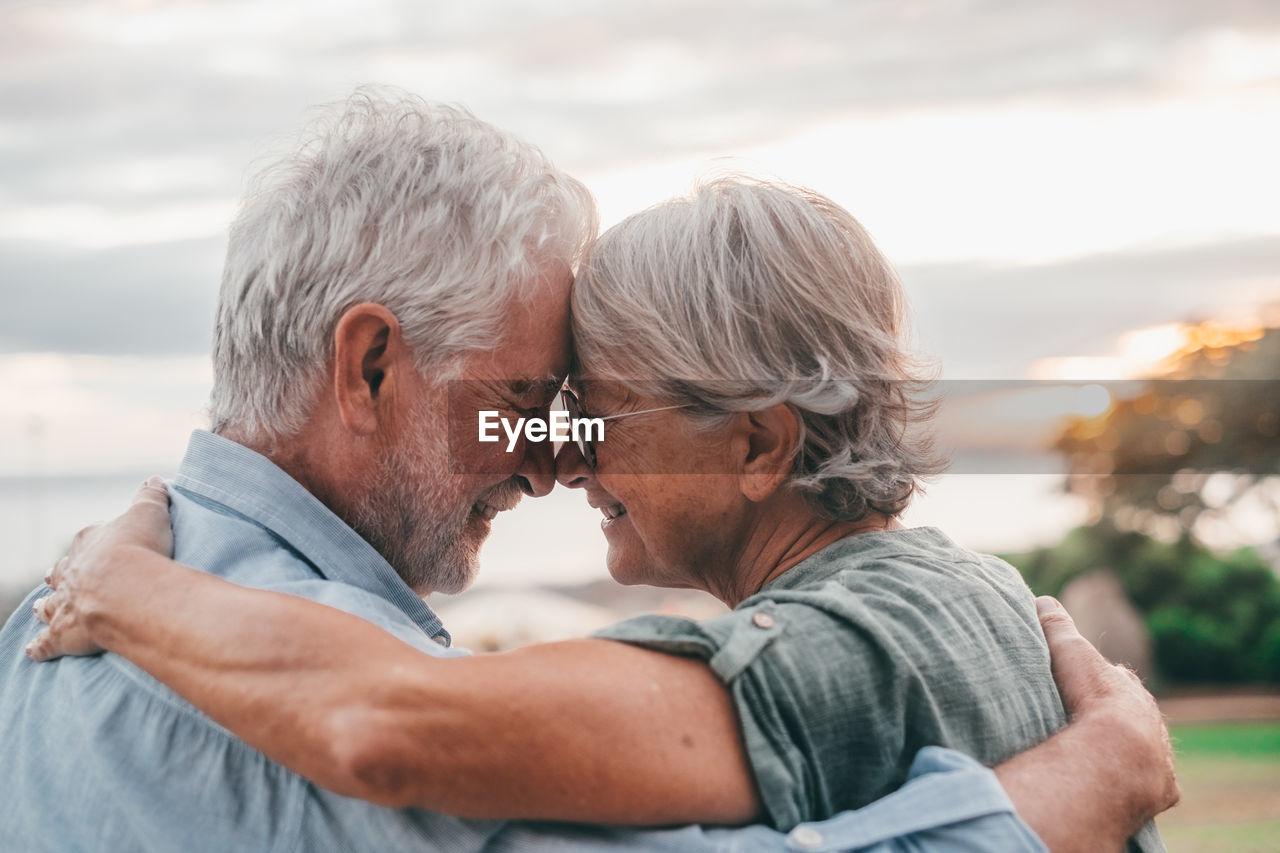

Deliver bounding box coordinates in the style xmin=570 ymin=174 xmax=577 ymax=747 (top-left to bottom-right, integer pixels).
xmin=456 ymin=259 xmax=572 ymax=385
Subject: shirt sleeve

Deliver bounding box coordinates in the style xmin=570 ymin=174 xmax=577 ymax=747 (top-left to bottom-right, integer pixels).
xmin=486 ymin=747 xmax=1047 ymax=853
xmin=760 ymin=747 xmax=1048 ymax=852
xmin=594 ymin=600 xmax=900 ymax=830
xmin=261 ymin=579 xmax=470 ymax=658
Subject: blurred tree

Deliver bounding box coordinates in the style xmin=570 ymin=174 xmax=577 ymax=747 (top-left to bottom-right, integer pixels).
xmin=1004 ymin=523 xmax=1280 ymax=684
xmin=1056 ymin=323 xmax=1280 ymax=540
xmin=1029 ymin=321 xmax=1280 ymax=684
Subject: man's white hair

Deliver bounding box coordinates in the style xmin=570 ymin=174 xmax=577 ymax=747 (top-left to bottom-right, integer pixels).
xmin=209 ymin=87 xmax=597 ymax=444
xmin=572 ymin=175 xmax=943 ymax=522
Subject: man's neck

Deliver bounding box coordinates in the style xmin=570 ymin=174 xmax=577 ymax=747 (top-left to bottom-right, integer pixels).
xmin=218 ymin=422 xmax=367 ymax=525
xmin=217 ymin=425 xmax=438 ymax=598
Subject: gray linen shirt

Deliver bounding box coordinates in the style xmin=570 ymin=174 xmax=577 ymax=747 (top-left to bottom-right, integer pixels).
xmin=596 ymin=527 xmax=1164 ymax=851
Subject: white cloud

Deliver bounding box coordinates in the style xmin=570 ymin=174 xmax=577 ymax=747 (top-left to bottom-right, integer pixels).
xmin=0 ymin=353 xmax=211 ymax=475
xmin=1170 ymin=27 xmax=1280 ymax=88
xmin=732 ymin=89 xmax=1280 ymax=266
xmin=3 ymin=0 xmax=1278 ymax=563
xmin=0 ymin=198 xmax=236 ymax=249
xmin=581 ymin=85 xmax=1280 ymax=267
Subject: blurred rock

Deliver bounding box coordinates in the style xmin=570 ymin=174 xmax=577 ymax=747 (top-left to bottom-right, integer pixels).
xmin=1060 ymin=568 xmax=1153 ymax=681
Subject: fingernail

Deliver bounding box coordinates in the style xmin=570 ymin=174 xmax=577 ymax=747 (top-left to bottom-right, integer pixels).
xmin=144 ymin=476 xmax=167 ymax=490
xmin=1035 ymin=596 xmax=1062 ymax=616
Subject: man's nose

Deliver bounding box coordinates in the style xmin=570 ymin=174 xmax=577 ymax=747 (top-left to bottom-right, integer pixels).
xmin=555 ymin=440 xmax=593 ymax=490
xmin=514 ymin=434 xmax=557 ymax=498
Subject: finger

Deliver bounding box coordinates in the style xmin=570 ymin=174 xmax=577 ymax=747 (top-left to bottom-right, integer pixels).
xmin=25 ymin=630 xmax=63 ymax=663
xmin=32 ymin=591 xmax=65 ymax=626
xmin=1037 ymin=595 xmax=1087 ymax=642
xmin=1037 ymin=598 xmax=1099 ymax=664
xmin=1036 ymin=595 xmax=1111 ymax=714
xmin=134 ymin=476 xmax=170 ymax=509
xmin=46 ymin=556 xmax=68 ymax=589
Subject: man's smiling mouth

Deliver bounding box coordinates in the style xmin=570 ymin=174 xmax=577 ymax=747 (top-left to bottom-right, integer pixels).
xmin=473 ymin=483 xmax=524 ymax=521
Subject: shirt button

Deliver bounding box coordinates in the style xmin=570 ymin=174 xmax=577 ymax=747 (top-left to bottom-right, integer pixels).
xmin=752 ymin=611 xmax=775 ymax=630
xmin=432 ymin=635 xmax=449 ymax=647
xmin=789 ymin=826 xmax=824 ymax=849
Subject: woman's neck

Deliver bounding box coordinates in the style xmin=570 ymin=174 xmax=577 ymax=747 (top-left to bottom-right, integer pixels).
xmin=711 ymin=506 xmax=900 ymax=608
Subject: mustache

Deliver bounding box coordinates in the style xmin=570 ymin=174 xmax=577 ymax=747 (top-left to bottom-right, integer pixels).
xmin=476 ymin=479 xmax=524 ymax=513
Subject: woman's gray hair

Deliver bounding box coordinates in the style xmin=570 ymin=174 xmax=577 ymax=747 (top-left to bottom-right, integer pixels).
xmin=572 ymin=175 xmax=943 ymax=521
xmin=209 ymin=87 xmax=597 ymax=444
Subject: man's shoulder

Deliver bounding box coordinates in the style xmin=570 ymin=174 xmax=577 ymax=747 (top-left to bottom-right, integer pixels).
xmin=168 ymin=486 xmax=459 ymax=656
xmin=0 ymin=572 xmax=463 ymax=848
xmin=168 ymin=484 xmax=322 ymax=585
xmin=0 ymin=583 xmax=300 ymax=848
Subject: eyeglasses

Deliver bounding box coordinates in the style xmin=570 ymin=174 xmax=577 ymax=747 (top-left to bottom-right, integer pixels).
xmin=559 ymin=388 xmax=687 ymax=469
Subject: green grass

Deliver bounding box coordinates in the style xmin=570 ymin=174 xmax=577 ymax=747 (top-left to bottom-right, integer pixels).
xmin=1158 ymin=722 xmax=1280 ymax=852
xmin=1162 ymin=820 xmax=1280 ymax=853
xmin=1170 ymin=721 xmax=1280 ymax=759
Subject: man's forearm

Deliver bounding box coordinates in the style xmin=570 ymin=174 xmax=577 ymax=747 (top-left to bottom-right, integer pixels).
xmin=995 ymin=710 xmax=1147 ymax=853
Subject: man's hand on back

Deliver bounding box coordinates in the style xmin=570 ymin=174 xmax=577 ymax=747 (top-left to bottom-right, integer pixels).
xmin=1038 ymin=595 xmax=1180 ymax=818
xmin=994 ymin=596 xmax=1179 ymax=853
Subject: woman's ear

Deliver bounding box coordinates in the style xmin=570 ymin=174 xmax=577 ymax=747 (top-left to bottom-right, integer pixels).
xmin=733 ymin=403 xmax=800 ymax=502
xmin=331 ymin=303 xmax=403 ymax=436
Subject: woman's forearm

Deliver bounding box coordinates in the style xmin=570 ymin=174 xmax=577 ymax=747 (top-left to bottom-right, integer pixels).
xmin=62 ymin=545 xmax=760 ymax=825
xmin=79 ymin=545 xmax=425 ymax=802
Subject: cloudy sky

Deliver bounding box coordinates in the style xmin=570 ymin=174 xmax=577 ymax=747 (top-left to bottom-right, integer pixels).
xmin=1 ymin=0 xmax=1278 ymax=583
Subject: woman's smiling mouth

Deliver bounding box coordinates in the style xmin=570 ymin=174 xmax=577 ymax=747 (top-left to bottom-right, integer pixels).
xmin=600 ymin=503 xmax=628 ymax=529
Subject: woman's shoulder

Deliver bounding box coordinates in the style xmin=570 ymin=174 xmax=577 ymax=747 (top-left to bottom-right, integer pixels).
xmin=751 ymin=527 xmax=1034 ymax=622
xmin=593 ymin=528 xmax=1050 ymax=701
xmin=593 ymin=527 xmax=1063 ymax=827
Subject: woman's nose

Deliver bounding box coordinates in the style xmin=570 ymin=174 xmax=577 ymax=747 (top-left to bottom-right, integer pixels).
xmin=555 ymin=441 xmax=593 ymax=489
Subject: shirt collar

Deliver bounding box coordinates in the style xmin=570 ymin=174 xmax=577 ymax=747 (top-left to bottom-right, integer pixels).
xmin=172 ymin=429 xmax=450 ymax=645
xmin=761 ymin=527 xmax=954 ymax=594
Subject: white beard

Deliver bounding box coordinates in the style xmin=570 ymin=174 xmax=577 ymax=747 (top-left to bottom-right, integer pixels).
xmin=347 ymin=399 xmax=479 ymax=595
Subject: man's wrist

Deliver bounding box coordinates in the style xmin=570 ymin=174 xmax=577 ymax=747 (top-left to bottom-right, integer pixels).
xmin=1070 ymin=703 xmax=1163 ymax=833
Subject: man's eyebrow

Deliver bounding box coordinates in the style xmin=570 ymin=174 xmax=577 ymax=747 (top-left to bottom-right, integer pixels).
xmin=507 ymin=377 xmax=562 ymax=399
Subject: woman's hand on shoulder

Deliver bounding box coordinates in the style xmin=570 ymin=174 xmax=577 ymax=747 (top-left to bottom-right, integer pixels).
xmin=27 ymin=477 xmax=174 ymax=662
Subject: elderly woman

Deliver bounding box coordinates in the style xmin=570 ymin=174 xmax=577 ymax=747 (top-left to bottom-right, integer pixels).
xmin=29 ymin=179 xmax=1161 ymax=847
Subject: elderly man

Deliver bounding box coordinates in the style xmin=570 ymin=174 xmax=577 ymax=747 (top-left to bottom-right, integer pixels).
xmin=2 ymin=90 xmax=1174 ymax=852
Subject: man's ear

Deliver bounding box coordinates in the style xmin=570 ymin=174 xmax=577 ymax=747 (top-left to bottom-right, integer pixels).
xmin=332 ymin=303 xmax=404 ymax=436
xmin=732 ymin=403 xmax=800 ymax=502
